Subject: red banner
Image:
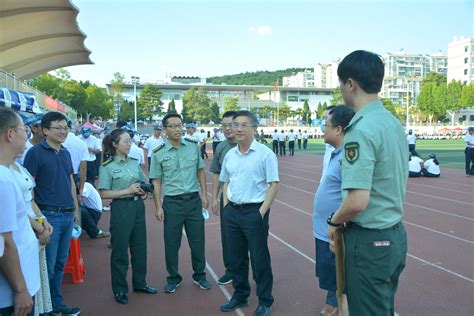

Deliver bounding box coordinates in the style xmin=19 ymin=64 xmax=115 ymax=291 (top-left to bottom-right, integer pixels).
xmin=45 ymin=96 xmax=65 ymax=113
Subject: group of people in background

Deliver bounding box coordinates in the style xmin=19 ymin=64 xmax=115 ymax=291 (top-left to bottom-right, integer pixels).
xmin=271 ymin=129 xmax=309 ymax=156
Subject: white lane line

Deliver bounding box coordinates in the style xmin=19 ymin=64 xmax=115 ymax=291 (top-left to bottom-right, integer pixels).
xmin=404 ymin=202 xmax=473 ymax=221
xmin=402 ymin=221 xmax=474 ymax=244
xmin=406 ymin=254 xmax=474 ymax=283
xmin=183 ymin=229 xmax=244 ymax=316
xmin=279 ymin=171 xmax=474 ymax=206
xmin=271 ymin=202 xmax=474 ymax=284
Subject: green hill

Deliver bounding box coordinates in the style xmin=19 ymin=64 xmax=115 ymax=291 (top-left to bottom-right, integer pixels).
xmin=208 ymin=68 xmax=309 ymax=86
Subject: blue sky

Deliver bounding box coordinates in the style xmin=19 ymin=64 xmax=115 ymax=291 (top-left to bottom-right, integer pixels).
xmin=67 ymin=0 xmax=474 ymax=86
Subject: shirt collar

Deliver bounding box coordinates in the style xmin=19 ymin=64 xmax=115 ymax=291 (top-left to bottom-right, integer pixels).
xmin=236 ymin=139 xmax=258 ymax=155
xmin=346 ymin=100 xmax=383 ymax=130
xmin=330 ymin=147 xmax=342 ymax=159
xmin=113 ymin=155 xmax=128 ymax=163
xmin=164 ymin=137 xmax=187 ymax=151
xmin=40 ymin=139 xmax=64 ymax=151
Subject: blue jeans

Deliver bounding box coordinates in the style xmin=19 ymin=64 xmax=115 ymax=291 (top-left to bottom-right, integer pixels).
xmin=42 ymin=211 xmax=74 ymax=309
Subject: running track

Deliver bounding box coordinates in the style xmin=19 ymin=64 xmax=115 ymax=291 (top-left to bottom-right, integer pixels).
xmin=63 ymin=152 xmax=474 ymax=315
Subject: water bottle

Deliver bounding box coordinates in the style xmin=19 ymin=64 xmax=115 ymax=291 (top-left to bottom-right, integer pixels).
xmin=202 ymin=208 xmax=209 ymax=221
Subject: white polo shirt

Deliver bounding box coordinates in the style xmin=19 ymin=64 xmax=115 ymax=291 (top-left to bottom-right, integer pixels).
xmin=64 ymin=132 xmax=89 ymax=174
xmin=144 ymin=136 xmax=164 ymax=158
xmin=220 ymin=139 xmax=279 ymax=204
xmin=303 ymin=132 xmax=309 ymax=139
xmin=17 ymin=140 xmax=34 ymax=165
xmin=407 ymin=134 xmax=416 ymax=145
xmin=128 ymin=143 xmax=145 ymax=165
xmin=321 ymin=143 xmax=335 ymax=181
xmin=0 ymin=166 xmax=40 ymax=308
xmin=271 ymin=132 xmax=278 ymax=141
xmin=297 ymin=133 xmax=302 ymax=140
xmin=464 ymin=133 xmax=474 ymax=148
xmin=409 ymin=156 xmax=423 ymax=173
xmin=288 ymin=132 xmax=296 ymax=141
xmin=278 ymin=132 xmax=286 ymax=142
xmin=78 ymin=135 xmax=101 ymax=162
xmin=81 ymin=182 xmax=103 ymax=211
xmin=424 ymin=159 xmax=440 ymax=175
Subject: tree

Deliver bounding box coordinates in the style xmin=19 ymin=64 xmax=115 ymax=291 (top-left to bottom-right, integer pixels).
xmin=277 ymin=104 xmax=292 ymax=121
xmin=58 ymin=80 xmax=87 ymax=115
xmin=381 ymin=98 xmax=398 ymax=118
xmin=316 ymin=102 xmax=327 ymax=118
xmin=445 ymin=80 xmax=463 ymax=124
xmin=138 ymin=83 xmax=163 ymax=120
xmin=423 ymin=72 xmax=447 ymax=86
xmin=417 ymin=81 xmax=436 ymax=124
xmin=460 ymin=84 xmax=474 ymax=107
xmin=55 ymin=69 xmax=71 ymax=81
xmin=167 ymin=99 xmax=176 ymax=113
xmin=182 ymin=87 xmax=213 ymax=123
xmin=330 ymin=88 xmax=343 ymax=105
xmin=302 ymin=100 xmax=310 ymax=123
xmin=110 ymin=72 xmax=126 ymax=118
xmin=210 ymin=101 xmax=221 ymax=123
xmin=30 ymin=74 xmax=60 ymax=97
xmin=295 ymin=107 xmax=303 ymax=121
xmin=223 ymin=97 xmax=241 ymax=112
xmin=117 ymin=100 xmax=135 ymax=122
xmin=84 ymin=85 xmax=113 ymax=121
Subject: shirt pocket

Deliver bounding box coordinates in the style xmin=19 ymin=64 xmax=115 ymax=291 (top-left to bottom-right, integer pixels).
xmin=182 ymin=156 xmax=197 ymax=169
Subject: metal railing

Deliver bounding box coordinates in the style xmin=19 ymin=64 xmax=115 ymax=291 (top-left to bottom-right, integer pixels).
xmin=0 ymin=69 xmax=77 ymax=120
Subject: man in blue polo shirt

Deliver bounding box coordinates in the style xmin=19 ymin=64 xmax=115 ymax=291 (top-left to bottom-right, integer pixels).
xmin=24 ymin=111 xmax=81 ymax=316
xmin=312 ymin=105 xmax=354 ymax=316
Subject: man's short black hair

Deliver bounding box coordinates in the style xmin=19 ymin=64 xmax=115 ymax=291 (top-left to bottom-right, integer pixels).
xmin=327 ymin=105 xmax=355 ymax=132
xmin=41 ymin=111 xmax=67 ymax=129
xmin=337 ymin=50 xmax=384 ymax=94
xmin=0 ymin=107 xmax=21 ymax=134
xmin=162 ymin=112 xmax=182 ymax=127
xmin=116 ymin=120 xmax=128 ymax=128
xmin=232 ymin=110 xmax=258 ymax=127
xmin=223 ymin=111 xmax=237 ymax=119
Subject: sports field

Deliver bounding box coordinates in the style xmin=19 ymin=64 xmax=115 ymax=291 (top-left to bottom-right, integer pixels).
xmin=268 ymin=139 xmax=466 ymax=169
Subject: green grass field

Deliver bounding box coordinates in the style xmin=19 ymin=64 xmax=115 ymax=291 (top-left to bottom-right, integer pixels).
xmin=266 ymin=139 xmax=466 ymax=169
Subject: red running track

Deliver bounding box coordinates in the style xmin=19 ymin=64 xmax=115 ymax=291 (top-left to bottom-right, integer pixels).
xmin=62 ymin=152 xmax=474 ymax=315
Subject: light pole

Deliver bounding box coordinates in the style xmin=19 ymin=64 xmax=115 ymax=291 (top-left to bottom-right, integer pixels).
xmin=405 ymin=90 xmax=410 ymax=131
xmin=131 ymin=76 xmax=140 ymax=130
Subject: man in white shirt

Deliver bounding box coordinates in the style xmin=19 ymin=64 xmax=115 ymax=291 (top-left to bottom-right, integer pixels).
xmin=122 ymin=127 xmax=145 ymax=166
xmin=63 ymin=122 xmax=89 ymax=195
xmin=278 ymin=130 xmax=286 ymax=156
xmin=287 ymin=129 xmax=296 ymax=156
xmin=421 ymin=153 xmax=441 ymax=177
xmin=297 ymin=130 xmax=302 ymax=149
xmin=78 ymin=126 xmax=102 ymax=185
xmin=271 ymin=129 xmax=279 ymax=155
xmin=143 ymin=125 xmax=164 ymax=170
xmin=303 ymin=130 xmax=309 ymax=149
xmin=464 ymin=127 xmax=474 ymax=176
xmin=408 ymin=153 xmax=423 ymax=177
xmin=199 ymin=129 xmax=208 ymax=159
xmin=0 ymin=108 xmax=38 ymax=316
xmin=185 ymin=123 xmax=200 ymax=144
xmin=219 ymin=111 xmax=279 ymax=316
xmin=407 ymin=129 xmax=416 ymax=154
xmin=80 ymin=182 xmax=110 ymax=239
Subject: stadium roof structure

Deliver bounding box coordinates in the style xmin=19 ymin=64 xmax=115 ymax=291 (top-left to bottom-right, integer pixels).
xmin=0 ymin=0 xmax=93 ymax=80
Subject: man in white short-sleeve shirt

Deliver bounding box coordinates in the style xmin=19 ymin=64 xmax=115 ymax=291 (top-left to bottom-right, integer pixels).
xmin=63 ymin=126 xmax=89 ymax=194
xmin=143 ymin=125 xmax=164 ymax=169
xmin=218 ymin=111 xmax=279 ymax=316
xmin=80 ymin=182 xmax=109 ymax=239
xmin=0 ymin=108 xmax=39 ymax=315
xmin=78 ymin=126 xmax=101 ymax=185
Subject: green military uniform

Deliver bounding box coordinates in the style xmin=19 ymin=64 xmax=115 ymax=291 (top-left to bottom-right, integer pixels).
xmin=98 ymin=156 xmax=147 ymax=295
xmin=209 ymin=139 xmax=238 ymax=279
xmin=149 ymin=137 xmax=206 ymax=284
xmin=341 ymin=100 xmax=408 ymax=315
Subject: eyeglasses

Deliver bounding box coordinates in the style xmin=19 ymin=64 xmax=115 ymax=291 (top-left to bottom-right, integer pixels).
xmin=231 ymin=123 xmax=253 ymax=129
xmin=49 ymin=126 xmax=69 ymax=132
xmin=165 ymin=124 xmax=183 ymax=130
xmin=10 ymin=126 xmax=27 ymax=132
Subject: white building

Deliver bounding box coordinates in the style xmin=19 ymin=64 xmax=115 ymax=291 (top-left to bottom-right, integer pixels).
xmin=282 ymin=69 xmax=314 ymax=88
xmin=314 ymin=60 xmax=340 ymax=88
xmin=381 ymin=49 xmax=447 ymax=106
xmin=448 ymin=36 xmax=474 ymax=85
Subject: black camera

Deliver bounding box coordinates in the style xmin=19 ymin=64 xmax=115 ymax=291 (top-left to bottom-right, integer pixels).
xmin=139 ymin=181 xmax=154 ymax=193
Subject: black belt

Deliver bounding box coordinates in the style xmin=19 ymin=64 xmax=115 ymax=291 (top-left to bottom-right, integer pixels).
xmin=114 ymin=196 xmax=141 ymax=201
xmin=38 ymin=204 xmax=74 ymax=212
xmin=346 ymin=221 xmax=400 ymax=232
xmin=165 ymin=192 xmax=199 ymax=200
xmin=228 ymin=201 xmax=263 ymax=210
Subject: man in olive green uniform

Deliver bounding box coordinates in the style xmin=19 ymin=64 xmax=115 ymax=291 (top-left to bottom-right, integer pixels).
xmin=327 ymin=50 xmax=408 ymax=316
xmin=210 ymin=111 xmax=238 ymax=285
xmin=150 ymin=113 xmax=211 ymax=293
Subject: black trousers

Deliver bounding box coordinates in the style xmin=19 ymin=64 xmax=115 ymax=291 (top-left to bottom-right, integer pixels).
xmin=278 ymin=141 xmax=286 ymax=156
xmin=465 ymin=147 xmax=474 ymax=175
xmin=212 ymin=141 xmax=220 ymax=154
xmin=86 ymin=161 xmax=97 ymax=185
xmin=81 ymin=206 xmax=102 ymax=238
xmin=288 ymin=141 xmax=295 ymax=156
xmin=303 ymin=139 xmax=308 ymax=149
xmin=224 ymin=202 xmax=273 ymax=307
xmin=297 ymin=139 xmax=301 ymax=149
xmin=272 ymin=140 xmax=279 ymax=155
xmin=200 ymin=144 xmax=208 ymax=159
xmin=408 ymin=144 xmax=416 ymax=154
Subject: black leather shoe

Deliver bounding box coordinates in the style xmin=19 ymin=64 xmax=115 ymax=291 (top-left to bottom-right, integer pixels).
xmin=133 ymin=285 xmax=158 ymax=294
xmin=253 ymin=304 xmax=272 ymax=316
xmin=114 ymin=292 xmax=128 ymax=304
xmin=220 ymin=299 xmax=249 ymax=312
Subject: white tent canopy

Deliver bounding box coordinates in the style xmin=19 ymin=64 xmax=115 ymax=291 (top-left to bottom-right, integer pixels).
xmin=0 ymin=0 xmax=93 ymax=79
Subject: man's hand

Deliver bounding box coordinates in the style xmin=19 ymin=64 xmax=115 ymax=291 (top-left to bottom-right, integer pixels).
xmin=13 ymin=288 xmax=33 ymax=316
xmin=127 ymin=183 xmax=142 ymax=195
xmin=38 ymin=224 xmax=51 ymax=246
xmin=327 ymin=226 xmax=344 ymax=253
xmin=201 ymin=195 xmax=209 ymax=209
xmin=259 ymin=207 xmax=267 ymax=219
xmin=73 ymin=209 xmax=79 ymax=225
xmin=155 ymin=207 xmax=164 ymax=221
xmin=211 ymin=199 xmax=219 ymax=216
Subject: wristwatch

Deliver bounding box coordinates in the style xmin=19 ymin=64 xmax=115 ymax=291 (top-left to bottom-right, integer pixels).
xmin=327 ymin=213 xmax=341 ymax=227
